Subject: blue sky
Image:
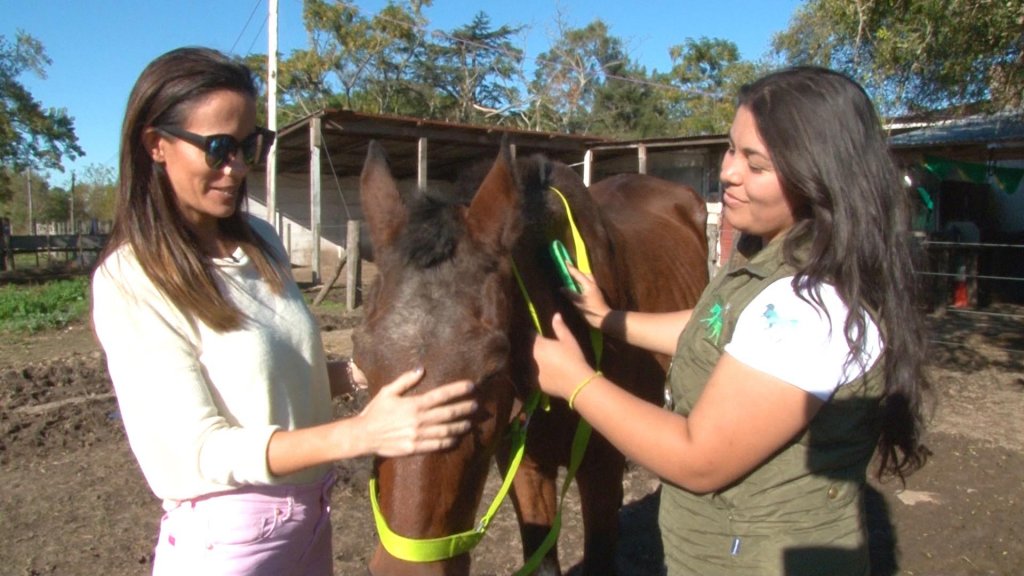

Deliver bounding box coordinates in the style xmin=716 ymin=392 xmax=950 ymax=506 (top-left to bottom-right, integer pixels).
xmin=4 ymin=0 xmax=802 ymax=187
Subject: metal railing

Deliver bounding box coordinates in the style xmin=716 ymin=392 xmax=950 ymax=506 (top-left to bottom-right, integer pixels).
xmin=917 ymin=240 xmax=1024 ymax=314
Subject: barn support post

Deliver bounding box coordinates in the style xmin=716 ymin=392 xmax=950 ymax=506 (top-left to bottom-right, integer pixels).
xmin=346 ymin=220 xmax=361 ymax=310
xmin=310 ymin=117 xmax=322 ymax=286
xmin=417 ymin=137 xmax=428 ymax=190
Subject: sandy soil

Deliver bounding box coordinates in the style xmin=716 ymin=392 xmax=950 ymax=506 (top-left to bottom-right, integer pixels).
xmin=1 ymin=286 xmax=1022 ymax=575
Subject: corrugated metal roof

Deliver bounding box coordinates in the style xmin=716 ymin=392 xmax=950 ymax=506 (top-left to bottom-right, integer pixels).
xmin=889 ymin=112 xmax=1024 ymax=161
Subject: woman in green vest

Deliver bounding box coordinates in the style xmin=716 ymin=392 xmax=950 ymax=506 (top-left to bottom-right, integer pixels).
xmin=533 ymin=66 xmax=930 ymax=575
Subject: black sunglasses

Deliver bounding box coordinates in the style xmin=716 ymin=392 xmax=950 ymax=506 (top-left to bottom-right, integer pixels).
xmin=155 ymin=125 xmax=276 ymax=169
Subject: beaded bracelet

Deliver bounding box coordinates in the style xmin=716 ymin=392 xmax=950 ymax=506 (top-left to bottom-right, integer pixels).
xmin=568 ymin=370 xmax=602 ymax=410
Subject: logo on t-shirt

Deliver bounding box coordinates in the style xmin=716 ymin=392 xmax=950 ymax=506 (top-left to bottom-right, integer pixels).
xmin=761 ymin=303 xmax=798 ymax=341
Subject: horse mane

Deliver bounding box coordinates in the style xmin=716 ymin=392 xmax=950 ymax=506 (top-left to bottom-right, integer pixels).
xmin=515 ymin=154 xmax=558 ymax=230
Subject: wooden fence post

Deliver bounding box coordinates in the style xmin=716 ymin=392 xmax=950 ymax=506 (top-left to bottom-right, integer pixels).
xmin=0 ymin=217 xmax=9 ymax=271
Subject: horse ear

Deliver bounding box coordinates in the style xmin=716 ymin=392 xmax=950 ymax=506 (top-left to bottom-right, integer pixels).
xmin=360 ymin=140 xmax=407 ymax=253
xmin=467 ymin=138 xmax=521 ymax=251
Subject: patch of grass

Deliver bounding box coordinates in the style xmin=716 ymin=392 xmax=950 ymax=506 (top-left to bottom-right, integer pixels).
xmin=308 ymin=295 xmax=349 ymax=314
xmin=0 ymin=277 xmax=90 ymax=333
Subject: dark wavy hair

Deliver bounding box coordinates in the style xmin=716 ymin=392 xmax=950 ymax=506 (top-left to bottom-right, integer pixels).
xmin=98 ymin=46 xmax=284 ymax=332
xmin=738 ymin=66 xmax=930 ymax=481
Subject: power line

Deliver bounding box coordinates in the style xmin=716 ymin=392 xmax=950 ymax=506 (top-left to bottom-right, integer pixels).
xmin=230 ymin=0 xmax=264 ymax=55
xmin=247 ymin=13 xmax=270 ymax=56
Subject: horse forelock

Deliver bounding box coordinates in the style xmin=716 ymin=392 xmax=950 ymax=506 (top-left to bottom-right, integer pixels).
xmin=396 ymin=192 xmax=465 ymax=269
xmin=370 ymin=226 xmax=506 ymax=340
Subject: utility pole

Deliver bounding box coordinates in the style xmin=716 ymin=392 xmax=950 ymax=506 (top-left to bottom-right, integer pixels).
xmin=266 ymin=0 xmax=279 ymax=232
xmin=26 ymin=167 xmax=34 ymax=235
xmin=70 ymin=172 xmax=76 ymax=233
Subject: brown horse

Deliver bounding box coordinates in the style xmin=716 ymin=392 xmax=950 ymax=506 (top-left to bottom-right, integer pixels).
xmin=353 ymin=140 xmax=708 ymax=575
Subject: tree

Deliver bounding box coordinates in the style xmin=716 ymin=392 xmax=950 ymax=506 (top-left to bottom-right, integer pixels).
xmin=75 ymin=163 xmax=117 ymax=224
xmin=529 ymin=18 xmax=631 ymax=134
xmin=278 ymin=0 xmax=369 ymax=117
xmin=588 ymin=61 xmax=674 ymax=138
xmin=417 ymin=12 xmax=524 ymax=124
xmin=1 ymin=167 xmax=51 ymax=233
xmin=664 ymin=37 xmax=761 ymax=135
xmin=771 ymin=0 xmax=1024 ymax=115
xmin=257 ymin=3 xmax=769 ymax=139
xmin=277 ymin=3 xmax=532 ymax=127
xmin=278 ymin=0 xmax=433 ymax=120
xmin=0 ymin=32 xmax=84 ymax=198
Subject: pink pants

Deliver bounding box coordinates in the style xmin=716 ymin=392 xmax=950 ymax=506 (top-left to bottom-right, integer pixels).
xmin=153 ymin=473 xmax=335 ymax=576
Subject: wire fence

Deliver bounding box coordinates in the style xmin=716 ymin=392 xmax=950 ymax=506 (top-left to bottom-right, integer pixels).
xmin=917 ymin=239 xmax=1024 ymax=319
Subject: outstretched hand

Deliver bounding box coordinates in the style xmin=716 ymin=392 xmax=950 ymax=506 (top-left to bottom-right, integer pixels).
xmin=358 ymin=368 xmax=476 ymax=458
xmin=562 ymin=265 xmax=612 ymax=330
xmin=533 ymin=313 xmax=596 ymax=401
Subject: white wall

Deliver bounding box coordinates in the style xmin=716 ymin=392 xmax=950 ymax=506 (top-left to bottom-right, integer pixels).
xmin=246 ymin=171 xmax=360 ymax=267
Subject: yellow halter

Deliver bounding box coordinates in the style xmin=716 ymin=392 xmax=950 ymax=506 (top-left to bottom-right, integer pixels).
xmin=368 ymin=187 xmax=602 ymax=573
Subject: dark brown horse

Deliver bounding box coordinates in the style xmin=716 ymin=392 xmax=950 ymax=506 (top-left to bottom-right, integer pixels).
xmin=353 ymin=140 xmax=708 ymax=575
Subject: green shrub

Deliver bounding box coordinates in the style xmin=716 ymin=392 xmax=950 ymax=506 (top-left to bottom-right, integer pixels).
xmin=0 ymin=277 xmax=90 ymax=333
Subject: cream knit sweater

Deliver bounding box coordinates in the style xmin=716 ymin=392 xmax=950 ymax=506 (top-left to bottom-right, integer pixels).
xmin=92 ymin=217 xmax=332 ymax=506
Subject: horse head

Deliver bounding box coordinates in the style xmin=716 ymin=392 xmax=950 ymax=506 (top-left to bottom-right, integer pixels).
xmin=354 ymin=140 xmax=530 ymax=575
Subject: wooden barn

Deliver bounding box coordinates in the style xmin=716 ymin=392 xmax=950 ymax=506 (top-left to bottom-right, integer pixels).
xmin=245 ymin=110 xmax=731 ymax=285
xmin=245 ymin=109 xmax=607 ymax=284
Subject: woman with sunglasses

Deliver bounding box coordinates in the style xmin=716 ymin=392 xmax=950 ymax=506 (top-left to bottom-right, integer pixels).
xmin=91 ymin=46 xmax=477 ymax=576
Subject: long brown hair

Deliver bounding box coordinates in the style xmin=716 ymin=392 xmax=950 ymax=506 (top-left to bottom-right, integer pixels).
xmin=738 ymin=66 xmax=931 ymax=481
xmin=99 ymin=46 xmax=285 ymax=332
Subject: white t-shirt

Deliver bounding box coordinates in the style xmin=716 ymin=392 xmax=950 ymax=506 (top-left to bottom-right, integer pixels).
xmin=92 ymin=217 xmax=332 ymax=504
xmin=723 ymin=277 xmax=883 ymax=400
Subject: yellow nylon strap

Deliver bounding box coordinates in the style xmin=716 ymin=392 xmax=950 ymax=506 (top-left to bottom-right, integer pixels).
xmin=370 ymin=389 xmax=542 ymax=562
xmin=370 ymin=477 xmax=485 ymax=561
xmin=513 ymin=187 xmax=601 ymax=576
xmin=548 ymin=186 xmax=603 ymax=366
xmin=550 ymin=186 xmax=591 ymax=272
xmin=514 ymin=409 xmax=593 ymax=575
xmin=512 ymin=263 xmax=543 ymax=335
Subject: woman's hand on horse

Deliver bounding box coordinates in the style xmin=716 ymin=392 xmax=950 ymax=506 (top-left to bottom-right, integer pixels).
xmin=533 ymin=313 xmax=595 ymax=400
xmin=358 ymin=367 xmax=477 ymax=458
xmin=564 ymin=265 xmax=612 ymax=330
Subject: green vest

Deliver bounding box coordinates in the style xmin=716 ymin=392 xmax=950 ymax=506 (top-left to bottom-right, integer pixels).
xmin=659 ymin=234 xmax=884 ymax=576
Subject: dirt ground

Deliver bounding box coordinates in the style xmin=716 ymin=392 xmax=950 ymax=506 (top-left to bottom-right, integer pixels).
xmin=1 ymin=278 xmax=1022 ymax=575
